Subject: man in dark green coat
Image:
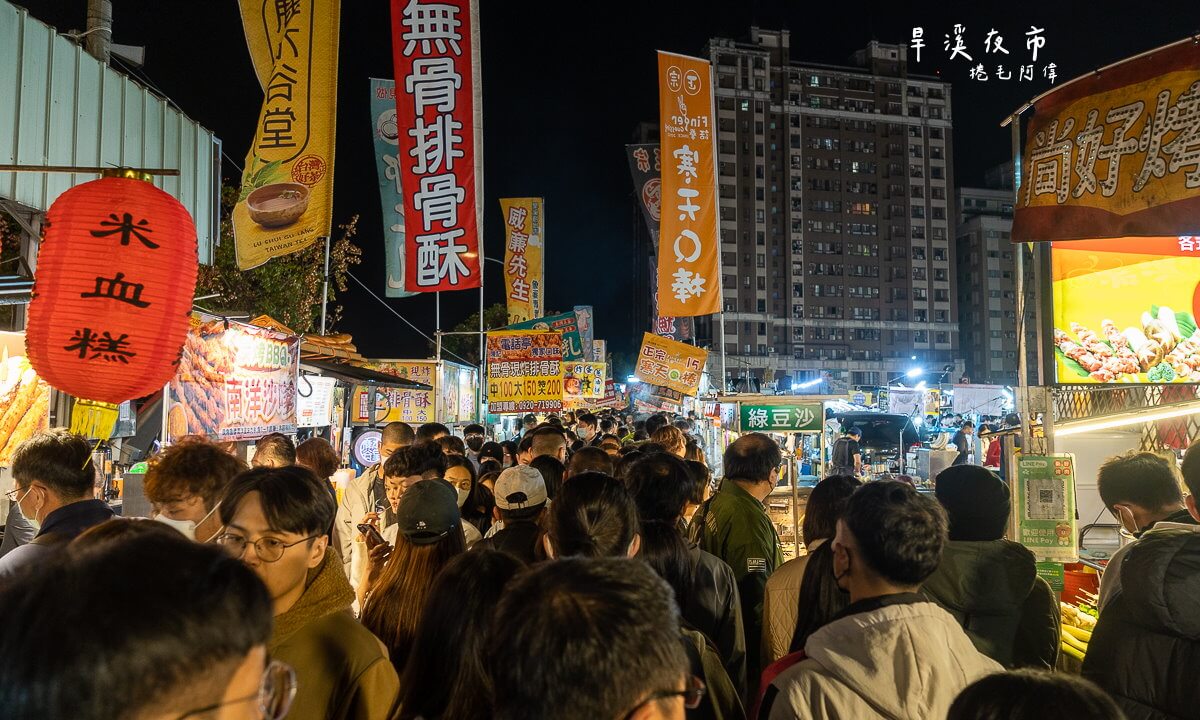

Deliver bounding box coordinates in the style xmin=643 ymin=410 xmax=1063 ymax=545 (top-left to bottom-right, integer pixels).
xmin=691 ymin=432 xmax=785 ymax=686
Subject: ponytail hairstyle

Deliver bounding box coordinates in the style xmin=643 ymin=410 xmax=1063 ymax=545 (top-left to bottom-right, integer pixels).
xmin=546 ymin=472 xmax=637 ymax=558
xmin=789 ymin=474 xmax=862 ymax=653
xmin=625 ymin=453 xmax=696 ymax=609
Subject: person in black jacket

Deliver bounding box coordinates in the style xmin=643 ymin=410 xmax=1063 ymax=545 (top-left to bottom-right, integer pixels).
xmin=922 ymin=465 xmax=1059 ymax=668
xmin=626 ymin=452 xmax=748 ymax=706
xmin=1082 ymin=445 xmax=1200 ymax=719
xmin=473 ymin=465 xmax=547 ymax=565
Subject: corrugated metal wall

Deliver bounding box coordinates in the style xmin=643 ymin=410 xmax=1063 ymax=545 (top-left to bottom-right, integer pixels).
xmin=0 ymin=1 xmax=220 ymax=263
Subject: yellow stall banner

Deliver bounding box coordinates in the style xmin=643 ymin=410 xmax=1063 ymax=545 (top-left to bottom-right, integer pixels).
xmin=635 ymin=332 xmax=707 ymax=396
xmin=656 ymin=51 xmax=720 ymax=317
xmin=486 ymin=330 xmax=563 ymax=414
xmin=500 ymin=198 xmax=545 ymax=323
xmin=234 ymin=0 xmax=340 ymax=270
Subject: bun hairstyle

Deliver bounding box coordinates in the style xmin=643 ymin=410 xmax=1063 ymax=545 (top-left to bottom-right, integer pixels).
xmin=546 ymin=472 xmax=637 ymax=558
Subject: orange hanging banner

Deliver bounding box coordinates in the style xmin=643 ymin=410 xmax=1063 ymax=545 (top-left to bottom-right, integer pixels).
xmin=656 ymin=51 xmax=720 ymax=317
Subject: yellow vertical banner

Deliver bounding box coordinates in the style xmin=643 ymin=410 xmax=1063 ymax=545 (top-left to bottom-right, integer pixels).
xmin=234 ymin=0 xmax=340 ymax=270
xmin=500 ymin=198 xmax=544 ymax=324
xmin=657 ymin=52 xmax=720 ymax=317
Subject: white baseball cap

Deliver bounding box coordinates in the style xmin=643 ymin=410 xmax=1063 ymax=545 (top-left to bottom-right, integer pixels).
xmin=494 ymin=465 xmax=548 ymax=510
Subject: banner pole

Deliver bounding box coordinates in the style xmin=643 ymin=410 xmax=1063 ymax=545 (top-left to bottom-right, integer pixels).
xmin=319 ymin=235 xmax=330 ymax=335
xmin=1011 ymin=116 xmax=1033 ymax=456
xmin=436 ymin=291 xmax=442 ymax=364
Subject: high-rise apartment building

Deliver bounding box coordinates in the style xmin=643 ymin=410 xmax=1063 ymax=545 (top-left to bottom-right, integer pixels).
xmin=955 ymin=186 xmax=1017 ymax=384
xmin=706 ymin=29 xmax=959 ymax=391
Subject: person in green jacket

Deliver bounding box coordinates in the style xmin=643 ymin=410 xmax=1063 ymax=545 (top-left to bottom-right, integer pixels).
xmin=690 ymin=433 xmax=786 ymax=687
xmin=218 ymin=465 xmax=400 ymax=720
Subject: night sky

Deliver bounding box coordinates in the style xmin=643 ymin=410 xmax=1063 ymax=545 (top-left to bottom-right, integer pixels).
xmin=13 ymin=0 xmax=1194 ymax=363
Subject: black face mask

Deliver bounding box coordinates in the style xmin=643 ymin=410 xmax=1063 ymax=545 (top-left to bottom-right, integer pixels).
xmin=466 ymin=437 xmax=484 ymax=452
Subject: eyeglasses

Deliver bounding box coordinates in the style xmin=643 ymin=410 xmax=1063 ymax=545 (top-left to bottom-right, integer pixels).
xmin=621 ymin=675 xmax=706 ymax=720
xmin=4 ymin=486 xmax=30 ymax=503
xmin=215 ymin=532 xmax=319 ymax=562
xmin=174 ymin=659 xmax=296 ymax=720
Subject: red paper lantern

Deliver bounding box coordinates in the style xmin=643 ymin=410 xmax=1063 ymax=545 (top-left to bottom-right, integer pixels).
xmin=26 ymin=174 xmax=198 ymax=408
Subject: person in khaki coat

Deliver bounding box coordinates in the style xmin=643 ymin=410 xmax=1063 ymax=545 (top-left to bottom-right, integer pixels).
xmin=218 ymin=466 xmax=400 ymax=720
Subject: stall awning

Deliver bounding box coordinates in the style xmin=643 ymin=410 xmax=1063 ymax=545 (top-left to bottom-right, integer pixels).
xmin=300 ymin=359 xmax=431 ymax=390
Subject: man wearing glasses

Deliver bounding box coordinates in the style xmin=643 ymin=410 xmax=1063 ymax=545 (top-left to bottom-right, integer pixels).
xmin=217 ymin=465 xmax=400 ymax=720
xmin=0 ymin=430 xmax=114 ymax=578
xmin=0 ymin=526 xmax=290 ymax=720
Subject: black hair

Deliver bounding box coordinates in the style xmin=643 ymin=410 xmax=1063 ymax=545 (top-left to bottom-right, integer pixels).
xmin=577 ymin=412 xmax=599 ymax=427
xmin=842 ymin=481 xmax=948 ymax=586
xmin=219 ymin=465 xmax=336 ymax=538
xmin=788 ymin=475 xmax=861 ymax=653
xmin=644 ymin=414 xmax=669 ymax=435
xmin=446 ymin=455 xmax=494 ymax=534
xmin=416 ymin=422 xmax=451 ymax=443
xmin=723 ymin=432 xmax=783 ymax=483
xmin=382 ymin=421 xmax=415 ymax=445
xmin=947 ymin=670 xmax=1125 ymax=720
xmin=384 ymin=442 xmax=447 ymax=479
xmin=547 ymin=472 xmax=638 ymax=558
xmin=614 ymin=449 xmax=645 ymax=481
xmin=517 ymin=434 xmax=535 ymax=454
xmin=398 ymin=550 xmax=524 ymax=720
xmin=487 ymin=558 xmax=688 ymax=720
xmin=1181 ymin=443 xmax=1200 ymax=498
xmin=568 ymin=446 xmax=615 ymax=477
xmin=529 ymin=455 xmax=566 ymax=501
xmin=599 ymin=417 xmax=616 ymax=433
xmin=464 ymin=423 xmax=485 ymax=435
xmin=10 ymin=430 xmax=95 ymax=499
xmin=684 ymin=460 xmax=712 ymax=505
xmin=625 ymin=454 xmax=696 ymax=610
xmin=252 ymin=433 xmax=296 ymax=466
xmin=436 ymin=435 xmax=467 ymax=455
xmin=1097 ymin=451 xmax=1183 ymax=512
xmin=0 ymin=532 xmax=271 ymax=720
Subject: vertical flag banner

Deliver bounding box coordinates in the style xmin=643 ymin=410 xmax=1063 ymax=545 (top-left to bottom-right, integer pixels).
xmin=234 ymin=0 xmax=340 ymax=270
xmin=507 ymin=311 xmax=585 ymax=360
xmin=657 ymin=51 xmax=720 ymax=316
xmin=626 ymin=143 xmax=662 ymax=242
xmin=370 ymin=79 xmax=416 ymax=298
xmin=500 ymin=198 xmax=544 ymax=323
xmin=389 ymin=0 xmax=482 ymax=292
xmin=573 ymin=306 xmax=594 ymax=361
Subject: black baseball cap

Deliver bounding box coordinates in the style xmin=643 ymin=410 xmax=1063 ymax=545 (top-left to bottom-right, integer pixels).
xmin=394 ymin=479 xmax=461 ymax=545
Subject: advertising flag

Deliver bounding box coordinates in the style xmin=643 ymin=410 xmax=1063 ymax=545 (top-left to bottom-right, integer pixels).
xmin=234 ymin=0 xmax=340 ymax=270
xmin=370 ymin=79 xmax=417 ymax=298
xmin=1013 ymin=39 xmax=1200 ymax=242
xmin=573 ymin=306 xmax=594 ymax=361
xmin=500 ymin=198 xmax=544 ymax=322
xmin=657 ymin=52 xmax=720 ymax=316
xmin=626 ymin=143 xmax=662 ymax=241
xmin=635 ymin=332 xmax=708 ymax=396
xmin=507 ymin=311 xmax=585 ymax=360
xmin=390 ymin=0 xmax=483 ymax=292
xmin=486 ymin=330 xmax=564 ymax=414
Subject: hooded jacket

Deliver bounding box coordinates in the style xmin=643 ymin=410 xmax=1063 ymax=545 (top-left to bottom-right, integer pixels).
xmin=920 ymin=539 xmax=1060 ymax=668
xmin=1083 ymin=526 xmax=1200 ymax=720
xmin=270 ymin=548 xmax=400 ymax=720
xmin=766 ymin=598 xmax=1002 ymax=720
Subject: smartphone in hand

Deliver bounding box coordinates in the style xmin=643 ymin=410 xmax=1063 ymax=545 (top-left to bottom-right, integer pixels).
xmin=357 ymin=523 xmax=387 ymax=547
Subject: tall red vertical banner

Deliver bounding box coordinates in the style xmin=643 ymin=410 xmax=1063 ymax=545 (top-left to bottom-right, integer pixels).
xmin=390 ymin=0 xmax=482 ymax=292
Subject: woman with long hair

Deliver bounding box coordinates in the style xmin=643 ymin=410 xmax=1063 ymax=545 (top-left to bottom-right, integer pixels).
xmin=360 ymin=481 xmax=465 ymax=674
xmin=444 ymin=455 xmax=494 ymax=538
xmin=760 ymin=475 xmax=861 ymax=666
xmin=394 ymin=550 xmax=524 ymax=720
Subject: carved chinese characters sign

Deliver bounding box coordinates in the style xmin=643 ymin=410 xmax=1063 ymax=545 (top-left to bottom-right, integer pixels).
xmin=27 ymin=176 xmax=198 ymax=406
xmin=390 ymin=0 xmax=482 ymax=292
xmin=1013 ymin=40 xmax=1200 ymax=242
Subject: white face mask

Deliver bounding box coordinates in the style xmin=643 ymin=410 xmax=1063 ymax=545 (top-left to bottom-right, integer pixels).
xmin=154 ymin=502 xmax=221 ymax=542
xmin=578 ymin=427 xmax=593 ymax=441
xmin=16 ymin=488 xmax=41 ymax=533
xmin=456 ymin=486 xmax=470 ymax=508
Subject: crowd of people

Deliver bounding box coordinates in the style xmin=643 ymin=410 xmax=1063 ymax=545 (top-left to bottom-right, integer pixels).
xmin=0 ymin=408 xmax=1195 ymax=719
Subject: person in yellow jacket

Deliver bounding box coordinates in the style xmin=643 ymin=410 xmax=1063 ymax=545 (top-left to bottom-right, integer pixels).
xmin=218 ymin=465 xmax=400 ymax=720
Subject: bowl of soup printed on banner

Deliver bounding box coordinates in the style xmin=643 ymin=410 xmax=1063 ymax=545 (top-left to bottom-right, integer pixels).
xmin=1052 ymin=239 xmax=1200 ymax=384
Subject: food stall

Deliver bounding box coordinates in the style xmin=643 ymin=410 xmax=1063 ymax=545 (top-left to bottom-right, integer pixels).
xmin=348 ymin=359 xmax=478 ymax=429
xmin=831 ymin=411 xmax=924 ymax=482
xmin=733 ymin=395 xmax=839 ymax=561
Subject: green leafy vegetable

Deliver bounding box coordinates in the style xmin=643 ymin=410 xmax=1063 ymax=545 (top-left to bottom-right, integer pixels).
xmin=1056 ymin=347 xmax=1091 ymax=379
xmin=1150 ymin=305 xmax=1198 ymax=339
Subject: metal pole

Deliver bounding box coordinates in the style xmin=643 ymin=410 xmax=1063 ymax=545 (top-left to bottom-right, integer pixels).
xmin=479 ymin=248 xmax=485 ymax=422
xmin=435 ymin=291 xmax=442 ymax=363
xmin=718 ymin=310 xmax=727 ymax=393
xmin=1010 ymin=116 xmax=1033 ymax=453
xmin=319 ymin=235 xmax=330 ymax=335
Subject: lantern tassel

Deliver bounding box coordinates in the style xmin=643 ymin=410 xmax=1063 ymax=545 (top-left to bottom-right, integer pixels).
xmin=70 ymin=400 xmax=120 ymax=440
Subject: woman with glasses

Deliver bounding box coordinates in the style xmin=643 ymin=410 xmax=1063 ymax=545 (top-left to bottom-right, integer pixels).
xmin=217 ymin=466 xmax=400 ymax=720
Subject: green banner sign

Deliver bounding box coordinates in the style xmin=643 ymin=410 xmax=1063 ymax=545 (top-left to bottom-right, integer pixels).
xmin=1014 ymin=455 xmax=1079 ymax=562
xmin=739 ymin=403 xmax=823 ymax=433
xmin=1036 ymin=561 xmax=1065 ymax=593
